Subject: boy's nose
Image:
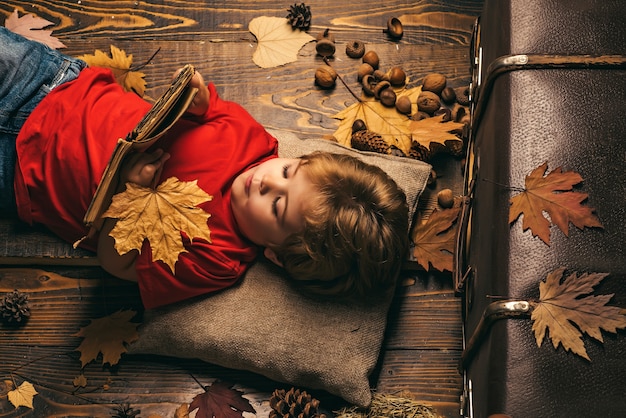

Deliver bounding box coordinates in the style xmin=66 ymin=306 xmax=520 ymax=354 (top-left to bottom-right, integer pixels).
xmin=260 ymin=175 xmax=285 ymax=194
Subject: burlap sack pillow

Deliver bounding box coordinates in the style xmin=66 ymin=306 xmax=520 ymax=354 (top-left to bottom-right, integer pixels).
xmin=128 ymin=131 xmax=431 ymax=407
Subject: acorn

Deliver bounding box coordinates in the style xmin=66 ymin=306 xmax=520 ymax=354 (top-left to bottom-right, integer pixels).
xmin=373 ymin=80 xmax=391 ymax=99
xmin=346 ymin=40 xmax=366 ymax=59
xmin=437 ymin=189 xmax=455 ymax=209
xmin=357 ymin=63 xmax=374 ymax=81
xmin=388 ymin=66 xmax=407 ymax=87
xmin=395 ymin=95 xmax=412 ymax=114
xmin=362 ymin=50 xmax=380 ymax=70
xmin=379 ymin=88 xmax=397 ymax=107
xmin=314 ymin=65 xmax=337 ymax=88
xmin=384 ymin=17 xmax=404 ymax=39
xmin=352 ymin=119 xmax=367 ymax=133
xmin=315 ymin=29 xmax=336 ymax=57
xmin=440 ymin=86 xmax=457 ymax=105
xmin=361 ymin=74 xmax=376 ymax=96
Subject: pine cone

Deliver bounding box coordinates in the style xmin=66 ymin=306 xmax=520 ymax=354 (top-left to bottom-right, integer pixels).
xmin=269 ymin=387 xmax=327 ymax=418
xmin=286 ymin=3 xmax=312 ymax=30
xmin=111 ymin=403 xmax=140 ymax=418
xmin=0 ymin=289 xmax=30 ymax=325
xmin=351 ymin=129 xmax=391 ymax=154
xmin=408 ymin=142 xmax=431 ymax=162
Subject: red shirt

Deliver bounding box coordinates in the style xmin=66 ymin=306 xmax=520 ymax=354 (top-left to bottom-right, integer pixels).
xmin=15 ymin=67 xmax=278 ymax=308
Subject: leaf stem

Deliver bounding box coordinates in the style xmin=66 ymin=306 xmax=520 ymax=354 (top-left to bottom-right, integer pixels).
xmin=323 ymin=56 xmax=361 ymax=103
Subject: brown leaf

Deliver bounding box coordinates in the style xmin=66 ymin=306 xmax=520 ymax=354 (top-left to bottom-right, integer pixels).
xmin=73 ymin=374 xmax=87 ymax=388
xmin=531 ymin=267 xmax=626 ymax=360
xmin=76 ymin=45 xmax=147 ymax=96
xmin=249 ymin=16 xmax=314 ymax=68
xmin=509 ymin=162 xmax=603 ymax=244
xmin=4 ymin=9 xmax=66 ymax=49
xmin=74 ymin=310 xmax=140 ymax=367
xmin=409 ymin=113 xmax=464 ymax=150
xmin=189 ymin=381 xmax=255 ymax=418
xmin=333 ymin=87 xmax=420 ymax=154
xmin=412 ymin=206 xmax=460 ymax=272
xmin=103 ymin=177 xmax=213 ymax=274
xmin=7 ymin=381 xmax=38 ymax=409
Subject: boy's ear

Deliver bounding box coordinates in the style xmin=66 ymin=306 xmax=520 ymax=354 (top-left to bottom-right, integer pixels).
xmin=263 ymin=248 xmax=283 ymax=267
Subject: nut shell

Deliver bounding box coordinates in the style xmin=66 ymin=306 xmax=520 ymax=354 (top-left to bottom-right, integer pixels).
xmin=422 ymin=73 xmax=447 ymax=95
xmin=316 ymin=38 xmax=336 ymax=57
xmin=384 ymin=17 xmax=404 ymax=39
xmin=314 ymin=65 xmax=337 ymax=88
xmin=417 ymin=91 xmax=441 ymax=115
xmin=455 ymin=86 xmax=470 ymax=106
xmin=362 ymin=50 xmax=380 ymax=70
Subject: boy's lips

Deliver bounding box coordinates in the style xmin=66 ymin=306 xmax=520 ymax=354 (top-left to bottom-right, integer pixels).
xmin=245 ymin=173 xmax=253 ymax=196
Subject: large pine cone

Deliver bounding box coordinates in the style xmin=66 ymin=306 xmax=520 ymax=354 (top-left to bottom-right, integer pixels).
xmin=351 ymin=129 xmax=391 ymax=154
xmin=286 ymin=3 xmax=312 ymax=30
xmin=269 ymin=387 xmax=327 ymax=418
xmin=0 ymin=289 xmax=30 ymax=325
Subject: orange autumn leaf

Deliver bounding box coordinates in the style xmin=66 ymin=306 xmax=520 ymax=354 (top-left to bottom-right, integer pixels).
xmin=409 ymin=113 xmax=464 ymax=150
xmin=7 ymin=381 xmax=38 ymax=409
xmin=531 ymin=268 xmax=626 ymax=361
xmin=509 ymin=162 xmax=602 ymax=245
xmin=412 ymin=206 xmax=460 ymax=272
xmin=103 ymin=177 xmax=212 ymax=274
xmin=74 ymin=310 xmax=140 ymax=367
xmin=76 ymin=45 xmax=146 ymax=96
xmin=4 ymin=9 xmax=66 ymax=49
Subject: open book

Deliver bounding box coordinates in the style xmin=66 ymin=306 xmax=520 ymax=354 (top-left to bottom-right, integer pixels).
xmin=83 ymin=64 xmax=198 ymax=228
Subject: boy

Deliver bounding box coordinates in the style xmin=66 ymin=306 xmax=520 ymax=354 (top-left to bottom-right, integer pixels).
xmin=0 ymin=27 xmax=409 ymax=309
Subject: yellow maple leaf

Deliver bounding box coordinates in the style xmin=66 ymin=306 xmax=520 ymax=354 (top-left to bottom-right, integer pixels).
xmin=332 ymin=86 xmax=421 ymax=154
xmin=8 ymin=381 xmax=38 ymax=409
xmin=409 ymin=113 xmax=464 ymax=150
xmin=74 ymin=310 xmax=140 ymax=367
xmin=76 ymin=45 xmax=146 ymax=96
xmin=531 ymin=267 xmax=626 ymax=361
xmin=103 ymin=177 xmax=213 ymax=274
xmin=249 ymin=16 xmax=314 ymax=68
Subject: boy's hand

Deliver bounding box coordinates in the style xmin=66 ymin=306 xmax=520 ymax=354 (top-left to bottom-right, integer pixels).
xmin=174 ymin=67 xmax=210 ymax=116
xmin=122 ymin=148 xmax=170 ymax=189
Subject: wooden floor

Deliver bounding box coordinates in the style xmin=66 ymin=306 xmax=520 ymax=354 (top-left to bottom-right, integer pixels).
xmin=0 ymin=1 xmax=484 ymax=416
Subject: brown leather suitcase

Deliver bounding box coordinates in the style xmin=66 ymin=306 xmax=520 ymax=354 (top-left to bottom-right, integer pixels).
xmin=455 ymin=0 xmax=626 ymax=416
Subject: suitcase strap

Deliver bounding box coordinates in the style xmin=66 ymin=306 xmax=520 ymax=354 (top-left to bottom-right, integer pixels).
xmin=460 ymin=300 xmax=532 ymax=371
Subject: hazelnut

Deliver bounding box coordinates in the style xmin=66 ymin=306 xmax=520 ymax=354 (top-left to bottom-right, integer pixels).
xmin=422 ymin=73 xmax=447 ymax=95
xmin=346 ymin=40 xmax=365 ymax=59
xmin=352 ymin=119 xmax=367 ymax=133
xmin=395 ymin=95 xmax=412 ymax=114
xmin=417 ymin=91 xmax=441 ymax=115
xmin=357 ymin=63 xmax=374 ymax=81
xmin=384 ymin=17 xmax=404 ymax=39
xmin=440 ymin=86 xmax=456 ymax=105
xmin=379 ymin=88 xmax=397 ymax=107
xmin=362 ymin=50 xmax=379 ymax=70
xmin=437 ymin=189 xmax=454 ymax=209
xmin=315 ymin=65 xmax=337 ymax=88
xmin=388 ymin=66 xmax=407 ymax=87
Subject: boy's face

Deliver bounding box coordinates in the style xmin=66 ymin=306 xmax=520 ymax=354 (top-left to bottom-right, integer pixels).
xmin=230 ymin=157 xmax=314 ymax=248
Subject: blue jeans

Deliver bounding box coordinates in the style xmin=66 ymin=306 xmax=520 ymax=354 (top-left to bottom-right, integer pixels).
xmin=0 ymin=27 xmax=86 ymax=214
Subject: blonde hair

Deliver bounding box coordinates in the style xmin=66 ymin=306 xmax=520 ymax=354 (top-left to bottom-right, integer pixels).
xmin=273 ymin=152 xmax=409 ymax=298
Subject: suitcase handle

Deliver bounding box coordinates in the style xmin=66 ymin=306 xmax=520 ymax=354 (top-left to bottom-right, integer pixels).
xmin=460 ymin=300 xmax=532 ymax=372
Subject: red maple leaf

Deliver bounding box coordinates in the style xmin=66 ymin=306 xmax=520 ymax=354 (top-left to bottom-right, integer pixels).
xmin=189 ymin=380 xmax=255 ymax=418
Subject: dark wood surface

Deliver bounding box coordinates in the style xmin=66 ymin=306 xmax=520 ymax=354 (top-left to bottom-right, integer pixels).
xmin=0 ymin=1 xmax=483 ymax=416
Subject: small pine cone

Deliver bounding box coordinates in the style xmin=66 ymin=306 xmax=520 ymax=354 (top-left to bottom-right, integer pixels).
xmin=111 ymin=403 xmax=140 ymax=418
xmin=1 ymin=289 xmax=31 ymax=325
xmin=408 ymin=142 xmax=431 ymax=161
xmin=286 ymin=3 xmax=312 ymax=30
xmin=351 ymin=130 xmax=390 ymax=154
xmin=269 ymin=387 xmax=327 ymax=418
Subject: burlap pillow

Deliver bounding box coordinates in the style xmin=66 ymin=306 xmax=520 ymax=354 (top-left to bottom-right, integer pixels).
xmin=128 ymin=131 xmax=431 ymax=407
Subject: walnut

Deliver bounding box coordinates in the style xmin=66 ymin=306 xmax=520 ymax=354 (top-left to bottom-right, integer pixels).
xmin=417 ymin=91 xmax=441 ymax=115
xmin=422 ymin=73 xmax=447 ymax=95
xmin=314 ymin=65 xmax=337 ymax=88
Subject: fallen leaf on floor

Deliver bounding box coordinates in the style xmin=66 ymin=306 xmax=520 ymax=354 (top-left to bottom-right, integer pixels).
xmin=73 ymin=374 xmax=87 ymax=388
xmin=103 ymin=177 xmax=213 ymax=274
xmin=509 ymin=162 xmax=603 ymax=245
xmin=531 ymin=267 xmax=626 ymax=360
xmin=412 ymin=206 xmax=460 ymax=272
xmin=4 ymin=9 xmax=66 ymax=49
xmin=249 ymin=16 xmax=314 ymax=68
xmin=409 ymin=113 xmax=464 ymax=151
xmin=76 ymin=45 xmax=147 ymax=96
xmin=74 ymin=310 xmax=140 ymax=367
xmin=189 ymin=380 xmax=255 ymax=418
xmin=8 ymin=380 xmax=38 ymax=409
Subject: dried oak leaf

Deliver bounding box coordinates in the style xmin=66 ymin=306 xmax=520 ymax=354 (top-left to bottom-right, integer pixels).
xmin=412 ymin=206 xmax=460 ymax=272
xmin=74 ymin=310 xmax=140 ymax=367
xmin=8 ymin=380 xmax=38 ymax=409
xmin=76 ymin=45 xmax=146 ymax=96
xmin=249 ymin=16 xmax=314 ymax=68
xmin=4 ymin=9 xmax=66 ymax=49
xmin=409 ymin=113 xmax=464 ymax=150
xmin=509 ymin=162 xmax=602 ymax=245
xmin=189 ymin=380 xmax=255 ymax=418
xmin=103 ymin=177 xmax=212 ymax=274
xmin=73 ymin=374 xmax=87 ymax=388
xmin=531 ymin=267 xmax=626 ymax=361
xmin=333 ymin=87 xmax=421 ymax=154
